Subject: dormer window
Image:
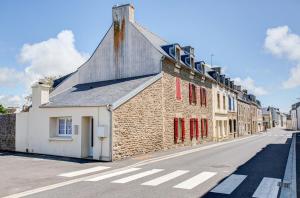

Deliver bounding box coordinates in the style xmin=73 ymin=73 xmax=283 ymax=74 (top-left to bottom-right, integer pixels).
xmin=195 ymin=61 xmax=205 ymax=74
xmin=181 ymin=54 xmax=192 ymax=67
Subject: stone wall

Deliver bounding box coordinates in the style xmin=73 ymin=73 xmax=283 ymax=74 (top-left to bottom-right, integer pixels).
xmin=112 ymin=78 xmax=164 ymax=161
xmin=161 ymin=59 xmax=213 ymax=149
xmin=0 ymin=114 xmax=16 ymax=151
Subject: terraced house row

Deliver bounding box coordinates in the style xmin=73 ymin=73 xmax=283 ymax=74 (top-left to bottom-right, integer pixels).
xmin=16 ymin=4 xmax=263 ymax=161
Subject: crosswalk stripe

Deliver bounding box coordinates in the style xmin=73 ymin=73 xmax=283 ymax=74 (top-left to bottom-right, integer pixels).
xmin=85 ymin=168 xmax=141 ymax=182
xmin=111 ymin=169 xmax=164 ymax=184
xmin=210 ymin=174 xmax=247 ymax=194
xmin=252 ymin=177 xmax=281 ymax=198
xmin=141 ymin=170 xmax=189 ymax=186
xmin=58 ymin=166 xmax=110 ymax=177
xmin=173 ymin=171 xmax=217 ymax=190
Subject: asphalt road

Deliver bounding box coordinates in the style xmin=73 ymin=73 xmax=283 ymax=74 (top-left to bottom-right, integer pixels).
xmin=1 ymin=128 xmax=295 ymax=198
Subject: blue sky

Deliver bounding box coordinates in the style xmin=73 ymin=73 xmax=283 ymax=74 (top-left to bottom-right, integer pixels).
xmin=0 ymin=0 xmax=300 ymax=112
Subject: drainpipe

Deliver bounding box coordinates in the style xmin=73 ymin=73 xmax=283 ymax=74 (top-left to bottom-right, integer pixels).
xmin=106 ymin=104 xmax=113 ymax=162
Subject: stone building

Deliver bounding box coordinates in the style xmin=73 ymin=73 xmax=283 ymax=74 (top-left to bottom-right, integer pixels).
xmin=16 ymin=4 xmax=217 ymax=161
xmin=248 ymin=94 xmax=258 ymax=134
xmin=262 ymin=107 xmax=272 ymax=130
xmin=291 ymin=102 xmax=300 ymax=130
xmin=237 ymin=89 xmax=251 ymax=136
xmin=15 ymin=4 xmax=263 ymax=161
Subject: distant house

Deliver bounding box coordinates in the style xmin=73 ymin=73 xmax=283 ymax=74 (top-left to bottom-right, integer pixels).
xmin=262 ymin=107 xmax=272 ymax=130
xmin=291 ymin=102 xmax=300 ymax=130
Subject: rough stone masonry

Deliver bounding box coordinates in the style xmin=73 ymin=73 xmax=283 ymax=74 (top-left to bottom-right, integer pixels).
xmin=0 ymin=114 xmax=16 ymax=151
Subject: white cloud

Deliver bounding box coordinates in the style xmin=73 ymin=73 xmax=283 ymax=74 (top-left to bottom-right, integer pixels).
xmin=0 ymin=95 xmax=22 ymax=107
xmin=234 ymin=77 xmax=268 ymax=96
xmin=20 ymin=30 xmax=88 ymax=86
xmin=0 ymin=67 xmax=24 ymax=87
xmin=264 ymin=26 xmax=300 ymax=89
xmin=0 ymin=30 xmax=88 ymax=107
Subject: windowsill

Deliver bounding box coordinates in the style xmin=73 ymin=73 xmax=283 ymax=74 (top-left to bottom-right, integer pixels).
xmin=49 ymin=137 xmax=73 ymax=141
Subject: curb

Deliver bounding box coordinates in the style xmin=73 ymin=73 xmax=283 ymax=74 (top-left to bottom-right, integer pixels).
xmin=280 ymin=133 xmax=297 ymax=198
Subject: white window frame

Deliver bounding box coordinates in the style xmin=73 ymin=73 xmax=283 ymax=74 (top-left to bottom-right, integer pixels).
xmin=57 ymin=117 xmax=72 ymax=137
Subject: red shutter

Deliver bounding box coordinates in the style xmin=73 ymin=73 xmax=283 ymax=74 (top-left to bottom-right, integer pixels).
xmin=181 ymin=118 xmax=185 ymax=142
xmin=204 ymin=89 xmax=207 ymax=107
xmin=190 ymin=118 xmax=194 ymax=140
xmin=174 ymin=118 xmax=178 ymax=143
xmin=193 ymin=85 xmax=197 ymax=104
xmin=189 ymin=83 xmax=192 ymax=104
xmin=176 ymin=77 xmax=181 ymax=100
xmin=205 ymin=119 xmax=208 ymax=137
xmin=201 ymin=119 xmax=204 ymax=138
xmin=195 ymin=118 xmax=199 ymax=140
xmin=200 ymin=87 xmax=203 ymax=106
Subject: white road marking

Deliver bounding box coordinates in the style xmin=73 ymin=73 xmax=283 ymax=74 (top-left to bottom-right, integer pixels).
xmin=3 ymin=135 xmax=259 ymax=198
xmin=112 ymin=169 xmax=164 ymax=183
xmin=58 ymin=166 xmax=110 ymax=177
xmin=252 ymin=177 xmax=281 ymax=198
xmin=210 ymin=174 xmax=247 ymax=194
xmin=85 ymin=168 xmax=141 ymax=182
xmin=173 ymin=171 xmax=217 ymax=190
xmin=141 ymin=170 xmax=189 ymax=186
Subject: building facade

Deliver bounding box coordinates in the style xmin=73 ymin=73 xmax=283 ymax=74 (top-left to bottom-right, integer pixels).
xmin=257 ymin=103 xmax=263 ymax=132
xmin=291 ymin=102 xmax=300 ymax=130
xmin=262 ymin=107 xmax=272 ymax=130
xmin=15 ymin=4 xmax=263 ymax=161
xmin=237 ymin=90 xmax=251 ymax=136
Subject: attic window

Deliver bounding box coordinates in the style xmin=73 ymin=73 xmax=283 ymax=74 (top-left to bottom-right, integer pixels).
xmin=185 ymin=56 xmax=191 ymax=66
xmin=169 ymin=45 xmax=176 ymax=58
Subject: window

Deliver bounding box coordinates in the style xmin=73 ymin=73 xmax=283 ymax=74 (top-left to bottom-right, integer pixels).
xmin=174 ymin=118 xmax=185 ymax=143
xmin=201 ymin=88 xmax=207 ymax=107
xmin=223 ymin=95 xmax=226 ymax=110
xmin=201 ymin=119 xmax=208 ymax=137
xmin=175 ymin=77 xmax=181 ymax=100
xmin=217 ymin=93 xmax=220 ymax=109
xmin=228 ymin=96 xmax=231 ymax=111
xmin=58 ymin=117 xmax=72 ymax=136
xmin=189 ymin=83 xmax=197 ymax=105
xmin=190 ymin=118 xmax=198 ymax=140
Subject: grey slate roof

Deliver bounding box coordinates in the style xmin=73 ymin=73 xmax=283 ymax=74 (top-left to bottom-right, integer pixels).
xmin=133 ymin=22 xmax=170 ymax=58
xmin=42 ymin=74 xmax=158 ymax=108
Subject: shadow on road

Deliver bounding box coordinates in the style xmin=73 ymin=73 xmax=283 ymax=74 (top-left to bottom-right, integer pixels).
xmin=0 ymin=151 xmax=100 ymax=164
xmin=201 ymin=137 xmax=292 ymax=198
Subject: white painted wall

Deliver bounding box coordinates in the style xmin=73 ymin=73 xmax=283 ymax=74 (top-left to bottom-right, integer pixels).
xmin=211 ymin=84 xmax=229 ymax=140
xmin=16 ymin=106 xmax=111 ymax=161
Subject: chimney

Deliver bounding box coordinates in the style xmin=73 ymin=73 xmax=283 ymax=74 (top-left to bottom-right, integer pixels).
xmin=32 ymin=83 xmax=50 ymax=108
xmin=112 ymin=4 xmax=135 ymax=23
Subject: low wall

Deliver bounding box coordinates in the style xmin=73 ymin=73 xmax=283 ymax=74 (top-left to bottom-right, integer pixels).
xmin=0 ymin=114 xmax=16 ymax=151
